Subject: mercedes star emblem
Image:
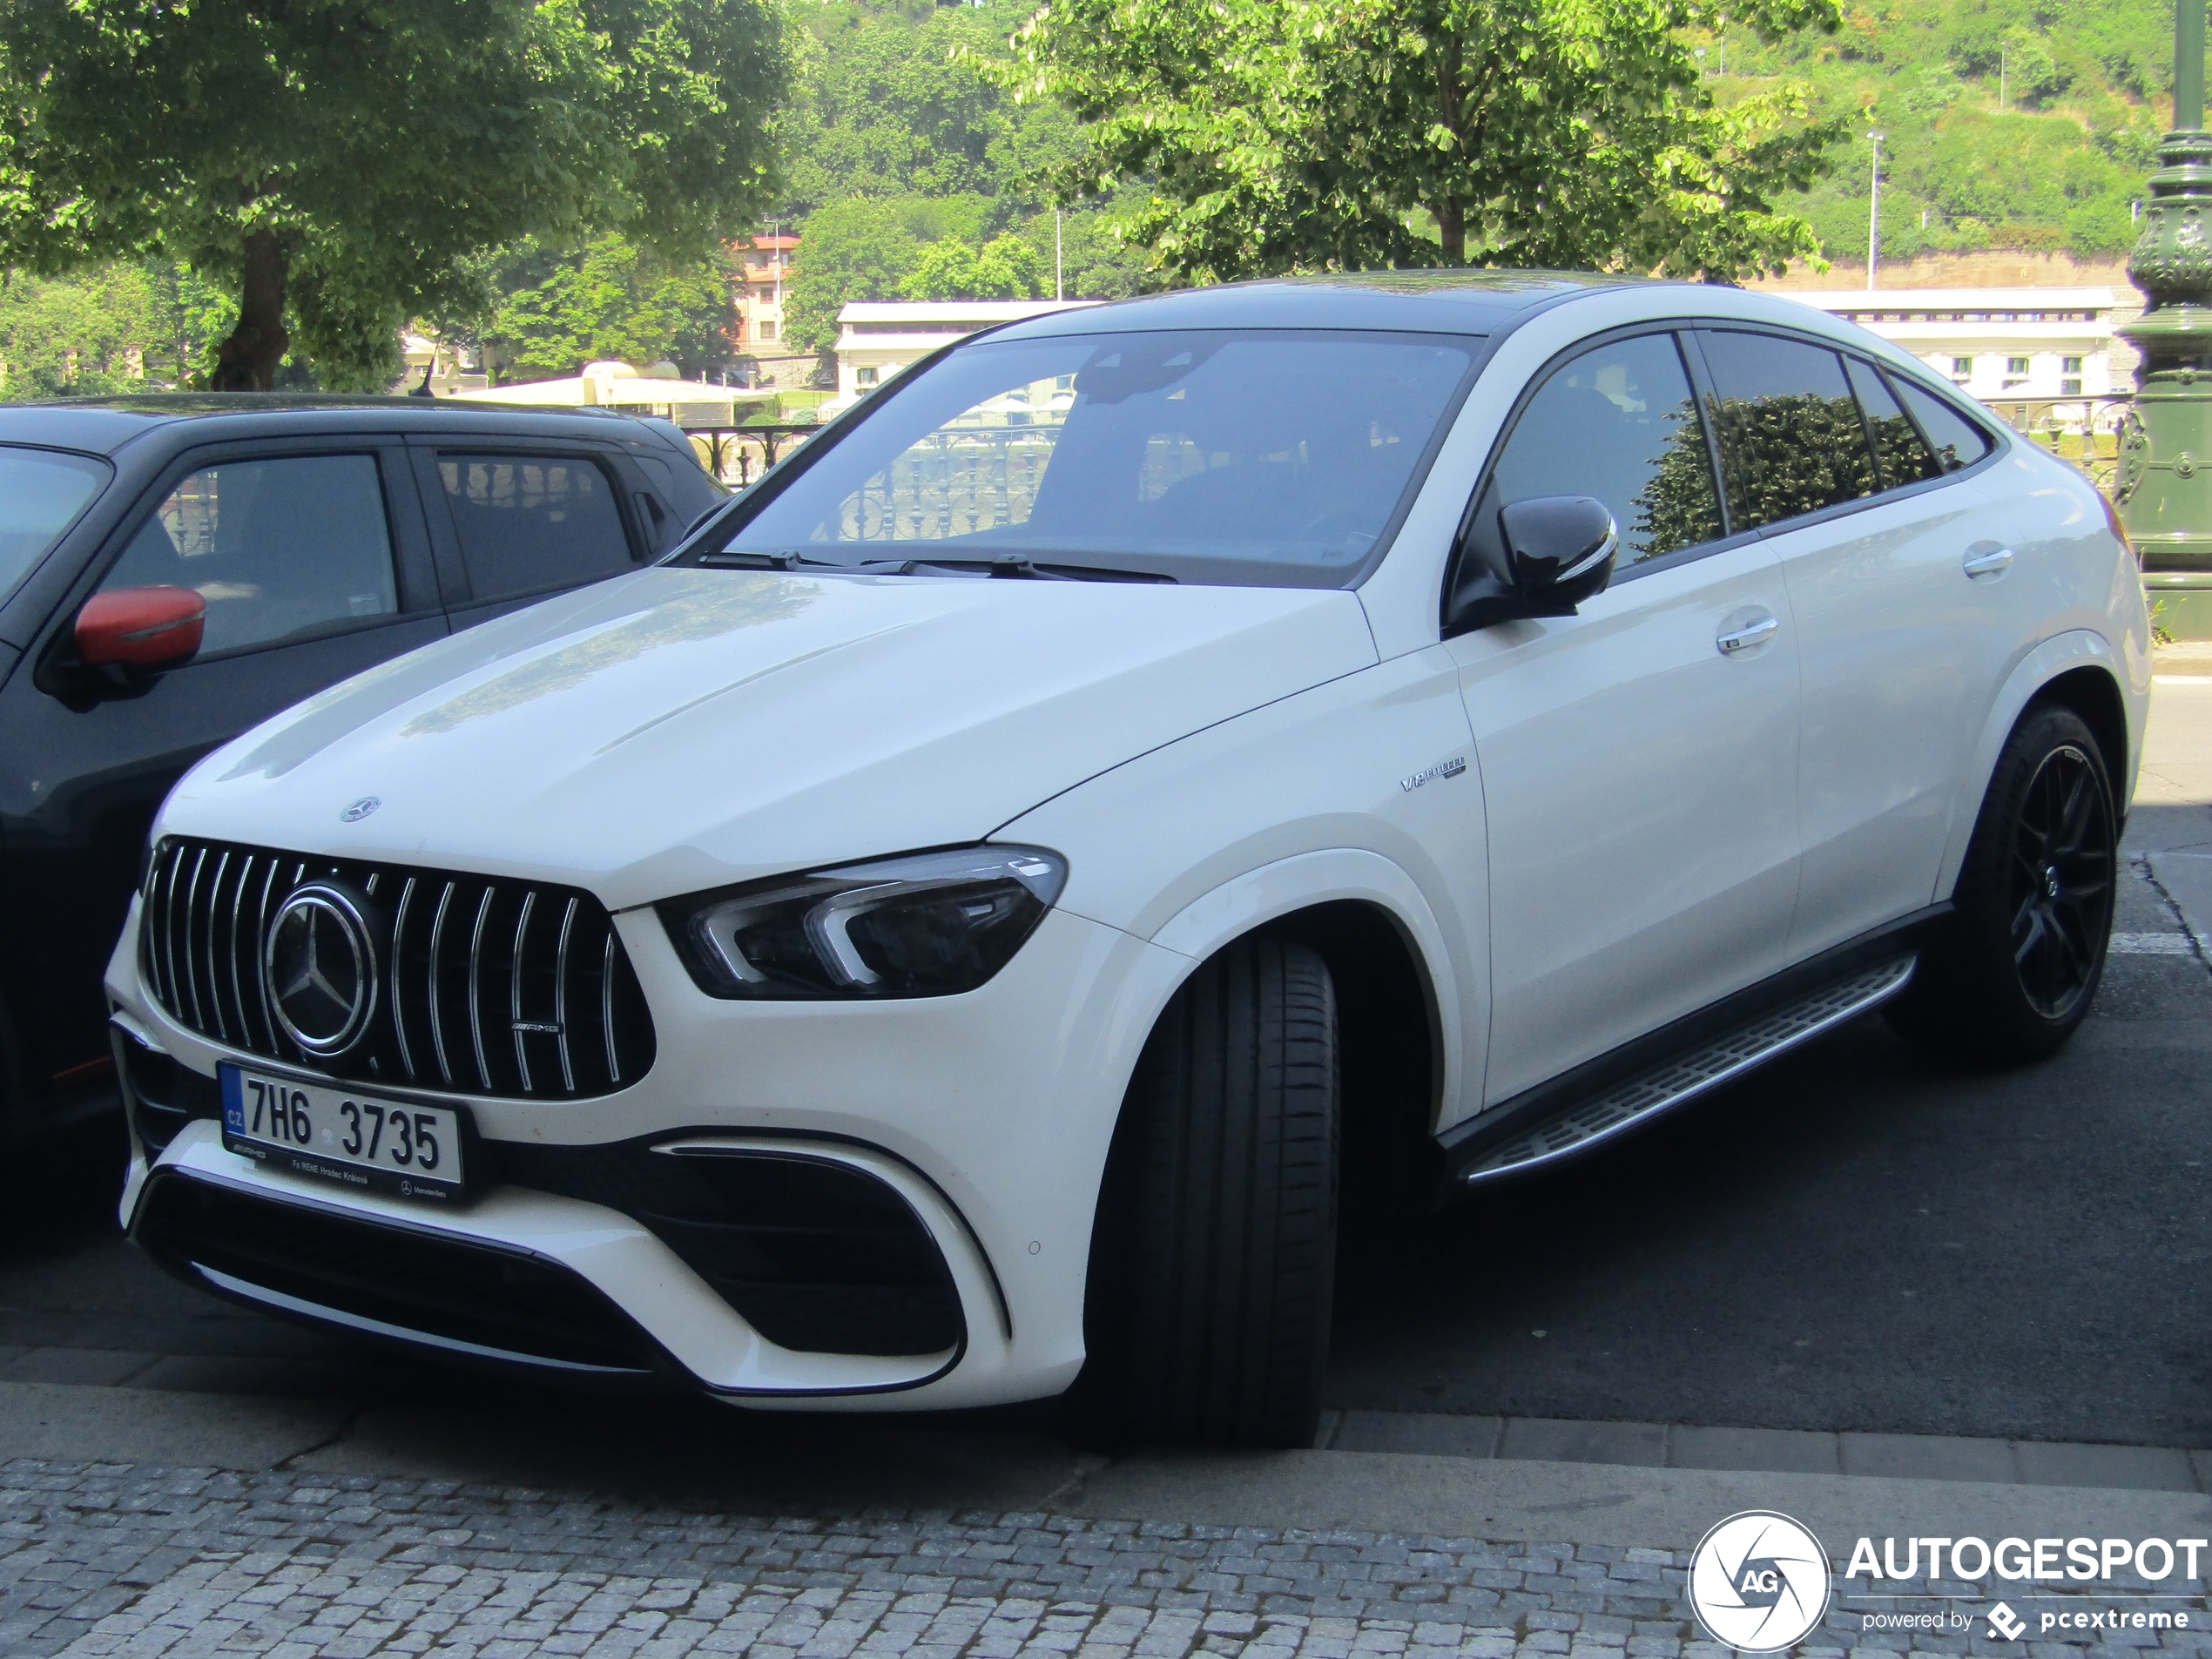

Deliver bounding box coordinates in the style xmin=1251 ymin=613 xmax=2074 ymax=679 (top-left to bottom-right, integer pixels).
xmin=341 ymin=795 xmax=381 ymax=822
xmin=263 ymin=881 xmax=381 ymax=1057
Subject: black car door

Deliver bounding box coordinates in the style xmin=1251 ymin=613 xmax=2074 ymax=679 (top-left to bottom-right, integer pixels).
xmin=406 ymin=438 xmax=654 ymax=631
xmin=0 ymin=437 xmax=446 ymax=1109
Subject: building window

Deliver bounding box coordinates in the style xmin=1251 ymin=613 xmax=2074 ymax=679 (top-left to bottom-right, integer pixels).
xmin=857 ymin=366 xmax=880 ymax=388
xmin=2061 ymin=380 xmax=2083 ymax=395
xmin=760 ymin=321 xmax=777 ymax=341
xmin=2062 ymin=354 xmax=2084 ymax=374
xmin=1951 ymin=356 xmax=1973 ymax=381
xmin=2006 ymin=356 xmax=2031 ymax=376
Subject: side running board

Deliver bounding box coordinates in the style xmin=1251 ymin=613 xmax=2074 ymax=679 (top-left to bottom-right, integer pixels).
xmin=1457 ymin=955 xmax=1917 ymax=1186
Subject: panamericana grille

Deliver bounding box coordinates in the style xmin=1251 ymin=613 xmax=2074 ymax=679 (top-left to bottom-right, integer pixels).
xmin=139 ymin=837 xmax=655 ymax=1099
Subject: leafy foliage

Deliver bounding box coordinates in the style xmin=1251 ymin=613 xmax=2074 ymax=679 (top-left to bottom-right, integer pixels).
xmin=772 ymin=1 xmax=1149 ymax=350
xmin=0 ymin=0 xmax=792 ymax=388
xmin=1001 ymin=0 xmax=1854 ymax=283
xmin=437 ymin=236 xmax=740 ymax=384
xmin=900 ymin=233 xmax=1050 ymax=300
xmin=1630 ymin=401 xmax=1730 ymax=556
xmin=0 ymin=260 xmax=235 ymax=399
xmin=1725 ymin=0 xmax=2176 ymax=261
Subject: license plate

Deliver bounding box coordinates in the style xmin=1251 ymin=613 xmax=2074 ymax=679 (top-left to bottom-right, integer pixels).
xmin=219 ymin=1063 xmax=465 ymax=1202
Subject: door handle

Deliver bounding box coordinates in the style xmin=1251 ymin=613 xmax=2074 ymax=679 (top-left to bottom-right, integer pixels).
xmin=1716 ymin=613 xmax=1780 ymax=656
xmin=1963 ymin=546 xmax=2015 ymax=579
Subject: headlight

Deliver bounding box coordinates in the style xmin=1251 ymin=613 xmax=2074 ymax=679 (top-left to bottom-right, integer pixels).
xmin=658 ymin=846 xmax=1069 ymax=1000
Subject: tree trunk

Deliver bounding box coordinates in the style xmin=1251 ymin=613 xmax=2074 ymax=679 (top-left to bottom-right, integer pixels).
xmin=208 ymin=229 xmax=293 ymax=391
xmin=1434 ymin=35 xmax=1467 ymax=264
xmin=1437 ymin=199 xmax=1466 ymax=264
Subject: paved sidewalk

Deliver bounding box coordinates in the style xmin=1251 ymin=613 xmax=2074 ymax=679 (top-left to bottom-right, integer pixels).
xmin=5 ymin=1460 xmax=2209 ymax=1659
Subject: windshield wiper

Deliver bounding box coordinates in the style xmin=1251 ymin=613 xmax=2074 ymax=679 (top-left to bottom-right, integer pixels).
xmin=697 ymin=550 xmax=915 ymax=574
xmin=699 ymin=549 xmax=1177 ymax=583
xmin=907 ymin=555 xmax=1177 ymax=583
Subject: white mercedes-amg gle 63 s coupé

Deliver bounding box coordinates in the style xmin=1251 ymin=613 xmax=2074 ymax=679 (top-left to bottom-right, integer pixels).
xmin=107 ymin=273 xmax=2148 ymax=1446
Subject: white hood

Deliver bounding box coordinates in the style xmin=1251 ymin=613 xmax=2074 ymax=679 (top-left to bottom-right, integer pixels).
xmin=160 ymin=567 xmax=1379 ymax=908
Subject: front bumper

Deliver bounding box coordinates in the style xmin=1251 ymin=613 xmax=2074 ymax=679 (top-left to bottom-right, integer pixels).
xmin=109 ymin=894 xmax=1193 ymax=1409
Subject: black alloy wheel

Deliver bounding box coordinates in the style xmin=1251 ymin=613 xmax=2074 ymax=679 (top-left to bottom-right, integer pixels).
xmin=2007 ymin=742 xmax=2114 ymax=1021
xmin=1888 ymin=703 xmax=2117 ymax=1065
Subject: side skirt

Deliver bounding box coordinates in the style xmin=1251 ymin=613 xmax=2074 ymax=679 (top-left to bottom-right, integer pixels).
xmin=1439 ymin=906 xmax=1948 ymax=1190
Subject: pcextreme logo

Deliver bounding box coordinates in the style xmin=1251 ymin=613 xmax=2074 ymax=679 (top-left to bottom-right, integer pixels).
xmin=1687 ymin=1511 xmax=1833 ymax=1652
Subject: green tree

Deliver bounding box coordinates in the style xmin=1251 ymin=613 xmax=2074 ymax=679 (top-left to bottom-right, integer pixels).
xmin=1006 ymin=0 xmax=1851 ymax=283
xmin=899 ymin=233 xmax=1049 ymax=300
xmin=0 ymin=0 xmax=791 ymax=391
xmin=462 ymin=236 xmax=739 ymax=383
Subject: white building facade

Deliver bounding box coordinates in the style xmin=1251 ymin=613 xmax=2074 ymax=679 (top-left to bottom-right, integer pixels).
xmin=827 ymin=300 xmax=1100 ymax=415
xmin=1784 ymin=287 xmax=2121 ymax=426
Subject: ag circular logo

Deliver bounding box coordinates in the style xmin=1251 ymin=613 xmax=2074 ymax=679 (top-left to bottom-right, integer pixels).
xmin=264 ymin=881 xmax=381 ymax=1057
xmin=340 ymin=795 xmax=381 ymax=823
xmin=1687 ymin=1510 xmax=1831 ymax=1652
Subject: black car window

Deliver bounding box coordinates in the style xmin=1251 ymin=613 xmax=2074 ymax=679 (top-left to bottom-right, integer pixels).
xmin=1844 ymin=358 xmax=1945 ymax=491
xmin=1468 ymin=331 xmax=1722 ymax=574
xmin=437 ymin=453 xmax=635 ymax=604
xmin=0 ymin=446 xmax=110 ymax=605
xmin=1891 ymin=377 xmax=1995 ymax=473
xmin=99 ymin=455 xmax=398 ymax=655
xmin=1699 ymin=330 xmax=1879 ymax=532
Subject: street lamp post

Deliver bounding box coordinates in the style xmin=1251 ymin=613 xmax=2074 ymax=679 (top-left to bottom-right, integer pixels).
xmin=2118 ymin=0 xmax=2212 ymax=637
xmin=1868 ymin=132 xmax=1885 ymax=291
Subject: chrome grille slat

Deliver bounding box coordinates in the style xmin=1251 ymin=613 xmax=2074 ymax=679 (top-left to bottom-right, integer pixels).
xmin=390 ymin=877 xmax=418 ymax=1082
xmin=428 ymin=881 xmax=456 ymax=1086
xmin=139 ymin=837 xmax=651 ymax=1101
xmin=509 ymin=892 xmax=536 ymax=1093
xmin=468 ymin=886 xmax=495 ymax=1091
xmin=602 ymin=931 xmax=620 ymax=1085
xmin=224 ymin=853 xmax=252 ymax=1049
xmin=179 ymin=846 xmax=209 ymax=1032
xmin=552 ymin=898 xmax=578 ymax=1093
xmin=206 ymin=850 xmax=234 ymax=1043
xmin=253 ymin=857 xmax=283 ymax=1056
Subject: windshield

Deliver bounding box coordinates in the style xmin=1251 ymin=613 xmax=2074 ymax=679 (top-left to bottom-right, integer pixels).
xmin=0 ymin=446 xmax=111 ymax=604
xmin=700 ymin=328 xmax=1480 ymax=587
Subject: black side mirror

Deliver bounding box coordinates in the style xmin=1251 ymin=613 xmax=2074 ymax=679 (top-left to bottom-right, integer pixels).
xmin=1444 ymin=494 xmax=1619 ymax=635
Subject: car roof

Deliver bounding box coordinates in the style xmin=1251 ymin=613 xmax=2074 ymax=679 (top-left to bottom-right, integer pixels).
xmin=988 ymin=270 xmax=1660 ymax=341
xmin=0 ymin=393 xmax=658 ymax=458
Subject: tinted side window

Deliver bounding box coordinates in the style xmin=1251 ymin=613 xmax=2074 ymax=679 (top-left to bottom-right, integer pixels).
xmin=438 ymin=454 xmax=634 ymax=604
xmin=99 ymin=455 xmax=397 ymax=655
xmin=1700 ymin=331 xmax=1878 ymax=532
xmin=1475 ymin=332 xmax=1722 ymax=571
xmin=1892 ymin=379 xmax=1994 ymax=473
xmin=1844 ymin=359 xmax=1944 ymax=491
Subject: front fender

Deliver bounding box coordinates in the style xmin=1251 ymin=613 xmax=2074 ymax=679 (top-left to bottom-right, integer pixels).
xmin=1932 ymin=627 xmax=2147 ymax=900
xmin=1148 ymin=847 xmax=1466 ymax=1130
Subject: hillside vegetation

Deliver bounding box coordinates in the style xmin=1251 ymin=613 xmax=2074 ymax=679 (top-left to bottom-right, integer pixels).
xmin=1732 ymin=0 xmax=2176 ymax=264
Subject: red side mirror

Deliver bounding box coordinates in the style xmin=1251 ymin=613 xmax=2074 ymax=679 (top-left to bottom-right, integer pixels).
xmin=76 ymin=586 xmax=206 ymax=671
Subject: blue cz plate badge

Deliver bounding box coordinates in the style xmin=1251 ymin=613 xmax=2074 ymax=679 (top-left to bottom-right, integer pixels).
xmin=219 ymin=1062 xmax=466 ymax=1202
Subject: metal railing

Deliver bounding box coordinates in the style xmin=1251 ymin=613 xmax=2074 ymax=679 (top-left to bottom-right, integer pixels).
xmin=680 ymin=422 xmax=826 ymax=488
xmin=1973 ymin=393 xmax=2134 ymax=490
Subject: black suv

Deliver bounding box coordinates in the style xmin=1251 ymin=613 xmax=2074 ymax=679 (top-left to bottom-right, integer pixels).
xmin=0 ymin=395 xmax=724 ymax=1145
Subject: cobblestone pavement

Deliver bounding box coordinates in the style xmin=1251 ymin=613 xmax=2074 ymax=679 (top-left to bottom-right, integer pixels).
xmin=2 ymin=1460 xmax=2207 ymax=1659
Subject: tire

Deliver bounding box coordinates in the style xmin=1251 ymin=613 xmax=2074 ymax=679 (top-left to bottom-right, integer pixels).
xmin=1081 ymin=937 xmax=1339 ymax=1447
xmin=1888 ymin=703 xmax=2117 ymax=1065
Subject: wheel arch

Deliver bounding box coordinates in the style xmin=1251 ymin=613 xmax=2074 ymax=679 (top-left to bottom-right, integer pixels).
xmin=1137 ymin=849 xmax=1466 ymax=1224
xmin=1934 ymin=631 xmax=2142 ymax=903
xmin=2028 ymin=664 xmax=2131 ymax=822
